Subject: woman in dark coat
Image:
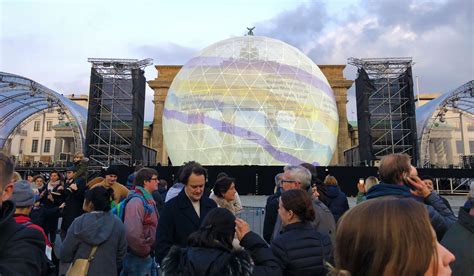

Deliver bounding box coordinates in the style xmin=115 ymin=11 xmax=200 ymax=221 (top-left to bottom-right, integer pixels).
xmin=60 ymin=186 xmax=127 ymax=275
xmin=61 ymin=168 xmax=86 ymax=236
xmin=162 ymin=208 xmax=281 ymax=276
xmin=317 ymin=175 xmax=349 ymax=222
xmin=271 ymin=189 xmax=333 ymax=276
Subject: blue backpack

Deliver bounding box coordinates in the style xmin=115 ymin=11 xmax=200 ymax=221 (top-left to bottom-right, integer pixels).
xmin=111 ymin=192 xmax=154 ymax=221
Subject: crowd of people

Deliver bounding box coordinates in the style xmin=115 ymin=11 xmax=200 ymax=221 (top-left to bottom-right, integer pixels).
xmin=0 ymin=151 xmax=472 ymax=275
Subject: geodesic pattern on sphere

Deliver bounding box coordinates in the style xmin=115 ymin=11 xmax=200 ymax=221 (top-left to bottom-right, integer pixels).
xmin=163 ymin=36 xmax=339 ymax=166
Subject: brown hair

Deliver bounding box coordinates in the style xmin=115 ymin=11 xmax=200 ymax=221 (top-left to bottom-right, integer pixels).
xmin=323 ymin=175 xmax=338 ymax=186
xmin=0 ymin=153 xmax=14 ymax=189
xmin=280 ymin=189 xmax=315 ymax=222
xmin=332 ymin=197 xmax=436 ymax=276
xmin=378 ymin=153 xmax=411 ymax=184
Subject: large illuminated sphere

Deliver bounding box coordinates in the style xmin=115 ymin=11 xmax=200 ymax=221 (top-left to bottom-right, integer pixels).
xmin=163 ymin=36 xmax=339 ymax=166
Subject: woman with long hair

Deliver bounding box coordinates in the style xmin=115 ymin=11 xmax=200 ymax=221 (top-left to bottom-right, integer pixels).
xmin=162 ymin=207 xmax=281 ymax=276
xmin=60 ymin=186 xmax=127 ymax=275
xmin=271 ymin=189 xmax=333 ymax=275
xmin=331 ymin=197 xmax=455 ymax=276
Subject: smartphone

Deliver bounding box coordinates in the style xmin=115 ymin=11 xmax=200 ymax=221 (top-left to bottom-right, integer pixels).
xmin=403 ymin=176 xmax=417 ymax=190
xmin=359 ymin=178 xmax=364 ymax=185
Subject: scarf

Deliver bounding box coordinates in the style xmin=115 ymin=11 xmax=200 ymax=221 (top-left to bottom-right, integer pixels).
xmin=48 ymin=180 xmax=61 ymax=191
xmin=209 ymin=193 xmax=239 ymax=215
xmin=135 ymin=186 xmax=154 ymax=202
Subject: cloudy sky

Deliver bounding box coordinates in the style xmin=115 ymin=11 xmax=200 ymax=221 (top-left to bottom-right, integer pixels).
xmin=1 ymin=0 xmax=472 ymax=121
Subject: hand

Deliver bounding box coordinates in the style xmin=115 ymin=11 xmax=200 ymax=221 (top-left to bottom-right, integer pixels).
xmin=69 ymin=184 xmax=78 ymax=191
xmin=47 ymin=193 xmax=54 ymax=202
xmin=59 ymin=203 xmax=66 ymax=209
xmin=407 ymin=176 xmax=431 ymax=198
xmin=357 ymin=182 xmax=365 ymax=193
xmin=235 ymin=218 xmax=250 ymax=241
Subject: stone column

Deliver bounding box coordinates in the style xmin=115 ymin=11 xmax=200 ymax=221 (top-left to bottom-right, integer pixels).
xmin=319 ymin=65 xmax=354 ymax=165
xmin=53 ymin=138 xmax=63 ymax=161
xmin=147 ymin=66 xmax=182 ymax=165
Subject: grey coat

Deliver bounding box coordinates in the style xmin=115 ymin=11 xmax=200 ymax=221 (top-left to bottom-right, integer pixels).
xmin=60 ymin=211 xmax=127 ymax=275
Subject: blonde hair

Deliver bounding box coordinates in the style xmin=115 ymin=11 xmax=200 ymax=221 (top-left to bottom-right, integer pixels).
xmin=323 ymin=175 xmax=338 ymax=186
xmin=12 ymin=171 xmax=22 ymax=182
xmin=364 ymin=176 xmax=379 ymax=192
xmin=74 ymin=152 xmax=84 ymax=159
xmin=332 ymin=197 xmax=437 ymax=276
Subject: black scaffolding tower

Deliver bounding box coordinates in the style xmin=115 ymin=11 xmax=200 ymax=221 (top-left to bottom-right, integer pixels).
xmin=85 ymin=58 xmax=153 ymax=167
xmin=349 ymin=57 xmax=418 ymax=165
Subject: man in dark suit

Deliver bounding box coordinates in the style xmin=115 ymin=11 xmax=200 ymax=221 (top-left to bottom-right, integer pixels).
xmin=155 ymin=162 xmax=217 ymax=264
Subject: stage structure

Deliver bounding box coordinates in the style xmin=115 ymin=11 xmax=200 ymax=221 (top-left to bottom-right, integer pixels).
xmin=417 ymin=80 xmax=474 ymax=170
xmin=0 ymin=72 xmax=87 ymax=153
xmin=85 ymin=58 xmax=154 ymax=167
xmin=349 ymin=57 xmax=418 ymax=165
xmin=162 ymin=35 xmax=339 ymax=166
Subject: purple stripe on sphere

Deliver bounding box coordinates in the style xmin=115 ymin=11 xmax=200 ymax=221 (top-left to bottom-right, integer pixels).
xmin=164 ymin=108 xmax=320 ymax=166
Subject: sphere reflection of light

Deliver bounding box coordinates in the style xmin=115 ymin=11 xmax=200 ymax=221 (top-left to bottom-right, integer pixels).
xmin=163 ymin=36 xmax=339 ymax=165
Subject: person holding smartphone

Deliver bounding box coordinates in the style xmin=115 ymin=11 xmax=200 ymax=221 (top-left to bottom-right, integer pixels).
xmin=365 ymin=153 xmax=457 ymax=240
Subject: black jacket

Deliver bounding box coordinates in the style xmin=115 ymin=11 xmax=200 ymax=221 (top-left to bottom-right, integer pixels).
xmin=61 ymin=177 xmax=86 ymax=233
xmin=271 ymin=222 xmax=333 ymax=276
xmin=441 ymin=207 xmax=474 ymax=276
xmin=155 ymin=189 xmax=217 ymax=264
xmin=162 ymin=231 xmax=281 ymax=276
xmin=317 ymin=185 xmax=349 ymax=222
xmin=0 ymin=200 xmax=47 ymax=275
xmin=263 ymin=196 xmax=279 ymax=243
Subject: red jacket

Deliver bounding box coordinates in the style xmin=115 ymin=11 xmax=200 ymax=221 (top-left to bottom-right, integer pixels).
xmin=14 ymin=214 xmax=51 ymax=247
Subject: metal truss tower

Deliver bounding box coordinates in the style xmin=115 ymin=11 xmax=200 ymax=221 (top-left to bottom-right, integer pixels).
xmin=85 ymin=58 xmax=152 ymax=167
xmin=349 ymin=57 xmax=418 ymax=165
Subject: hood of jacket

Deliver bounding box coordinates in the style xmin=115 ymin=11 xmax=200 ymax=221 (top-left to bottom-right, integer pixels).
xmin=366 ymin=182 xmax=412 ymax=199
xmin=163 ymin=246 xmax=252 ymax=276
xmin=71 ymin=211 xmax=117 ymax=245
xmin=319 ymin=185 xmax=341 ymax=199
xmin=0 ymin=200 xmax=15 ymax=228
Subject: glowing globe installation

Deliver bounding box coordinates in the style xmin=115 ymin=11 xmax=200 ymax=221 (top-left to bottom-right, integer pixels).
xmin=163 ymin=36 xmax=339 ymax=166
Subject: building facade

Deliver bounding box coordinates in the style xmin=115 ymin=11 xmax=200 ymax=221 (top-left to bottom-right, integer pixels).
xmin=5 ymin=94 xmax=88 ymax=165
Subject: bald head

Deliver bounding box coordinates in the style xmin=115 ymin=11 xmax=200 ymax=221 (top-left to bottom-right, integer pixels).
xmin=379 ymin=154 xmax=411 ymax=185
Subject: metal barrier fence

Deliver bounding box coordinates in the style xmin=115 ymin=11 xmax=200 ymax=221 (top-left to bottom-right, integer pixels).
xmin=236 ymin=207 xmax=265 ymax=237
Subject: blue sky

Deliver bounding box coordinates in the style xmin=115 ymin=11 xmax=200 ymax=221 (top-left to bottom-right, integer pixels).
xmin=1 ymin=0 xmax=472 ymax=121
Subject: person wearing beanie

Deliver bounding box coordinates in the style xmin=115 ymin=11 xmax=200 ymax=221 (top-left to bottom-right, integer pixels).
xmin=11 ymin=180 xmax=52 ymax=249
xmin=91 ymin=166 xmax=129 ymax=205
xmin=0 ymin=153 xmax=47 ymax=275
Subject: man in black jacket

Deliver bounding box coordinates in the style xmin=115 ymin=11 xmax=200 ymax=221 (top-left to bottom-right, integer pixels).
xmin=155 ymin=162 xmax=217 ymax=264
xmin=0 ymin=152 xmax=47 ymax=275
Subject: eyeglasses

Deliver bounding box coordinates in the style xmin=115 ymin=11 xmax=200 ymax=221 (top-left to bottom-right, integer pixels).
xmin=281 ymin=180 xmax=297 ymax=184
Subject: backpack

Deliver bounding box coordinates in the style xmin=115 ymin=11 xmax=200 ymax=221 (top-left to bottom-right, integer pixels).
xmin=111 ymin=191 xmax=154 ymax=221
